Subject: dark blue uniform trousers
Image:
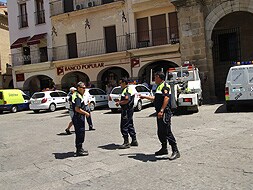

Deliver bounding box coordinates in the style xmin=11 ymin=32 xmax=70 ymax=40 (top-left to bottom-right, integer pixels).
xmin=120 ymin=108 xmax=136 ymax=138
xmin=72 ymin=115 xmax=85 ymax=149
xmin=156 ymin=111 xmax=176 ymax=146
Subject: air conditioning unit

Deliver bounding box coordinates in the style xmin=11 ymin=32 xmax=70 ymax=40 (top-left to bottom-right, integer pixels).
xmin=76 ymin=3 xmax=85 ymax=10
xmin=87 ymin=1 xmax=95 ymax=7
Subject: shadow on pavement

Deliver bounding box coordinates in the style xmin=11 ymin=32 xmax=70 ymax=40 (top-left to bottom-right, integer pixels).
xmin=120 ymin=153 xmax=169 ymax=162
xmin=57 ymin=131 xmax=75 ymax=136
xmin=103 ymin=111 xmax=120 ymax=114
xmin=53 ymin=152 xmax=75 ymax=159
xmin=98 ymin=143 xmax=120 ymax=150
xmin=215 ymin=103 xmax=253 ymax=113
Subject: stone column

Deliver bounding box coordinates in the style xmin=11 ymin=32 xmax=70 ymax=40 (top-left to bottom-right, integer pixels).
xmin=176 ymin=3 xmax=215 ymax=102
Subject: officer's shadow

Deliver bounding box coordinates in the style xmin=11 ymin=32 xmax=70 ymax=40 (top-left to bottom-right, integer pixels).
xmin=52 ymin=152 xmax=75 ymax=159
xmin=120 ymin=153 xmax=169 ymax=162
xmin=98 ymin=143 xmax=120 ymax=150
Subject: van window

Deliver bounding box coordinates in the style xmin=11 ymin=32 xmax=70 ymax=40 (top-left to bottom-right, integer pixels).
xmin=32 ymin=93 xmax=45 ymax=99
xmin=0 ymin=92 xmax=3 ymax=99
xmin=248 ymin=67 xmax=253 ymax=84
xmin=231 ymin=68 xmax=247 ymax=85
xmin=111 ymin=87 xmax=122 ymax=94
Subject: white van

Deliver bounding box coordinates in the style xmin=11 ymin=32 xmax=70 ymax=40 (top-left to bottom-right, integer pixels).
xmin=225 ymin=64 xmax=253 ymax=111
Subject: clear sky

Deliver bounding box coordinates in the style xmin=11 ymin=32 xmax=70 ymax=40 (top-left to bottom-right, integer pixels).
xmin=1 ymin=0 xmax=7 ymax=3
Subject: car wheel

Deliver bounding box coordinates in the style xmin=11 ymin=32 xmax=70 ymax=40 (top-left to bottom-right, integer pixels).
xmin=33 ymin=110 xmax=40 ymax=113
xmin=11 ymin=106 xmax=18 ymax=113
xmin=111 ymin=108 xmax=118 ymax=113
xmin=135 ymin=100 xmax=142 ymax=111
xmin=89 ymin=102 xmax=95 ymax=111
xmin=49 ymin=104 xmax=56 ymax=112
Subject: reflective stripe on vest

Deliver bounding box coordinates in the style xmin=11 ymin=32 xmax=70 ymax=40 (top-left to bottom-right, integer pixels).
xmin=72 ymin=92 xmax=84 ymax=103
xmin=156 ymin=82 xmax=169 ymax=94
xmin=121 ymin=86 xmax=134 ymax=96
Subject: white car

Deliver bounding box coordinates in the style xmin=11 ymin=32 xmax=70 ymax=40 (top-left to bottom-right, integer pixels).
xmin=108 ymin=84 xmax=153 ymax=112
xmin=66 ymin=88 xmax=108 ymax=111
xmin=30 ymin=90 xmax=67 ymax=113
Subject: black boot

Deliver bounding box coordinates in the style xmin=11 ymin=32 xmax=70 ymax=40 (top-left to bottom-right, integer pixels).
xmin=119 ymin=137 xmax=130 ymax=149
xmin=76 ymin=147 xmax=89 ymax=156
xmin=168 ymin=144 xmax=180 ymax=160
xmin=155 ymin=143 xmax=168 ymax=156
xmin=130 ymin=137 xmax=138 ymax=146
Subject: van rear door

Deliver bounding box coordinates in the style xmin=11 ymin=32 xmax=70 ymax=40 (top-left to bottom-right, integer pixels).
xmin=230 ymin=67 xmax=248 ymax=101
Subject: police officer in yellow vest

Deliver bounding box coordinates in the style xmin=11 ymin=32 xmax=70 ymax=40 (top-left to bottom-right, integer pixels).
xmin=115 ymin=79 xmax=138 ymax=149
xmin=140 ymin=71 xmax=180 ymax=160
xmin=72 ymin=82 xmax=90 ymax=156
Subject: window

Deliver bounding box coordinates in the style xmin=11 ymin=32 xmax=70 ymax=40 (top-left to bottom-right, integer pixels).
xmin=248 ymin=67 xmax=253 ymax=84
xmin=67 ymin=33 xmax=78 ymax=59
xmin=168 ymin=12 xmax=179 ymax=44
xmin=39 ymin=47 xmax=48 ymax=62
xmin=23 ymin=47 xmax=31 ymax=65
xmin=32 ymin=93 xmax=45 ymax=99
xmin=96 ymin=89 xmax=106 ymax=95
xmin=88 ymin=89 xmax=98 ymax=95
xmin=231 ymin=68 xmax=246 ymax=85
xmin=58 ymin=92 xmax=67 ymax=97
xmin=137 ymin=17 xmax=149 ymax=47
xmin=19 ymin=3 xmax=28 ymax=28
xmin=111 ymin=87 xmax=122 ymax=94
xmin=151 ymin=14 xmax=167 ymax=46
xmin=23 ymin=95 xmax=30 ymax=100
xmin=35 ymin=0 xmax=45 ymax=24
xmin=50 ymin=92 xmax=59 ymax=97
xmin=0 ymin=92 xmax=3 ymax=99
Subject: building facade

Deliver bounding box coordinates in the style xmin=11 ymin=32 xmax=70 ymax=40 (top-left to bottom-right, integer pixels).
xmin=8 ymin=0 xmax=53 ymax=95
xmin=9 ymin=0 xmax=181 ymax=95
xmin=50 ymin=0 xmax=181 ymax=92
xmin=0 ymin=3 xmax=12 ymax=89
xmin=171 ymin=0 xmax=253 ymax=101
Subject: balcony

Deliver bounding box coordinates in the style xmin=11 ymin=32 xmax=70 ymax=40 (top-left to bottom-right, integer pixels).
xmin=18 ymin=14 xmax=28 ymax=28
xmin=50 ymin=0 xmax=124 ymax=17
xmin=52 ymin=27 xmax=179 ymax=61
xmin=35 ymin=10 xmax=46 ymax=25
xmin=11 ymin=48 xmax=52 ymax=67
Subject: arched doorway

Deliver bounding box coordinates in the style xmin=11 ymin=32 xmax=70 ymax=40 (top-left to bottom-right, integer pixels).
xmin=61 ymin=71 xmax=90 ymax=92
xmin=97 ymin=67 xmax=129 ymax=93
xmin=138 ymin=60 xmax=178 ymax=86
xmin=211 ymin=11 xmax=253 ymax=100
xmin=23 ymin=75 xmax=53 ymax=96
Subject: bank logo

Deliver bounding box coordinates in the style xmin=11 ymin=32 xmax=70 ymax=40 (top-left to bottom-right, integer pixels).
xmin=57 ymin=67 xmax=64 ymax=75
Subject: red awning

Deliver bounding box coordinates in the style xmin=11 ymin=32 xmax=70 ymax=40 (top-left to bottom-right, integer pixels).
xmin=10 ymin=36 xmax=30 ymax=49
xmin=27 ymin=33 xmax=47 ymax=45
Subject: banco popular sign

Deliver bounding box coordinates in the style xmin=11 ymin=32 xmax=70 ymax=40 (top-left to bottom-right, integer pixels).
xmin=57 ymin=62 xmax=104 ymax=75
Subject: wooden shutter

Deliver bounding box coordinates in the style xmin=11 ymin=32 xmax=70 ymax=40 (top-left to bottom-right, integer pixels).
xmin=151 ymin=14 xmax=167 ymax=46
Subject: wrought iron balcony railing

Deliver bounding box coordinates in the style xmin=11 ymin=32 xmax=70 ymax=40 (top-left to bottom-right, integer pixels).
xmin=50 ymin=0 xmax=124 ymax=17
xmin=11 ymin=48 xmax=52 ymax=67
xmin=52 ymin=27 xmax=179 ymax=61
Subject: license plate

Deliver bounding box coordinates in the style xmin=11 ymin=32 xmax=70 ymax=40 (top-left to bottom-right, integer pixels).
xmin=32 ymin=100 xmax=40 ymax=104
xmin=232 ymin=89 xmax=241 ymax=92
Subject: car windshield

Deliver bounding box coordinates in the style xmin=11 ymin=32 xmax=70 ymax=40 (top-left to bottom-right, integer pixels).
xmin=111 ymin=87 xmax=122 ymax=94
xmin=32 ymin=93 xmax=45 ymax=99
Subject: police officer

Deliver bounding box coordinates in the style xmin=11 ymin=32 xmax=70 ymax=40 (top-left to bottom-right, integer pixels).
xmin=72 ymin=82 xmax=90 ymax=156
xmin=140 ymin=71 xmax=180 ymax=160
xmin=115 ymin=79 xmax=138 ymax=149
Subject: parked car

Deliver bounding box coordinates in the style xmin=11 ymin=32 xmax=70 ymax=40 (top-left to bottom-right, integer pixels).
xmin=30 ymin=90 xmax=67 ymax=113
xmin=0 ymin=89 xmax=30 ymax=113
xmin=65 ymin=88 xmax=108 ymax=111
xmin=108 ymin=84 xmax=153 ymax=112
xmin=86 ymin=88 xmax=108 ymax=111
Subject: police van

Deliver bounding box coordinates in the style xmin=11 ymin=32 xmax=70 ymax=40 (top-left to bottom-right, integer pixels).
xmin=0 ymin=89 xmax=30 ymax=113
xmin=225 ymin=62 xmax=253 ymax=111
